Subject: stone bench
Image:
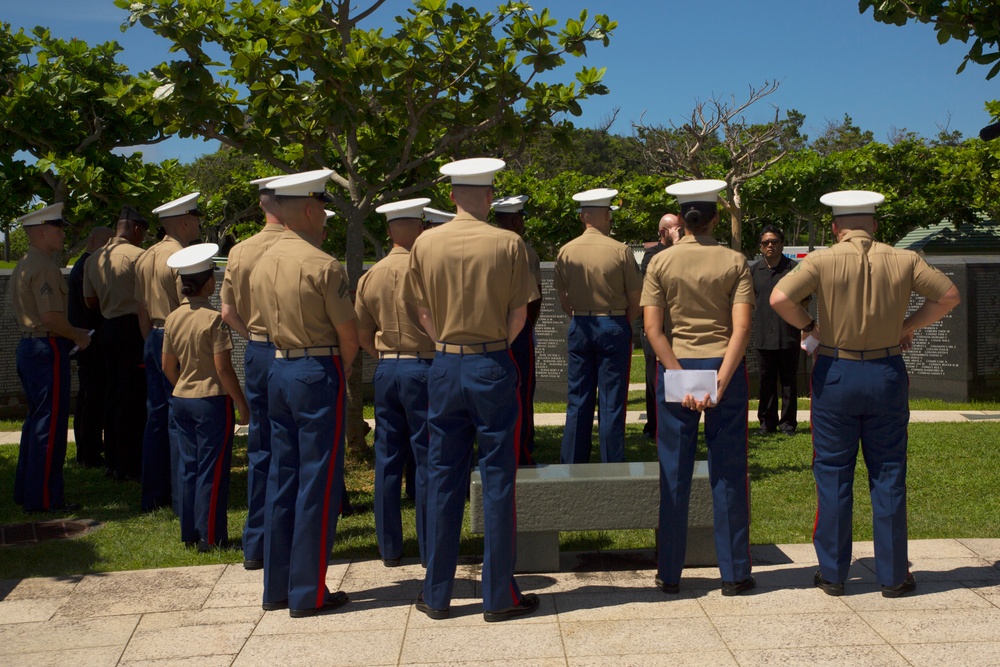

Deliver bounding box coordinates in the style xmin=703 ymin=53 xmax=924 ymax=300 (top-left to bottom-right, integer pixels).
xmin=469 ymin=461 xmax=717 ymax=573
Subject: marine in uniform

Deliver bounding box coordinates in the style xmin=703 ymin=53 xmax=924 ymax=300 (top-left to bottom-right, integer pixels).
xmin=249 ymin=169 xmax=359 ymax=618
xmin=163 ymin=243 xmax=249 ymax=550
xmin=9 ymin=203 xmax=91 ymax=512
xmin=423 ymin=207 xmax=455 ymax=228
xmin=135 ymin=193 xmax=202 ymax=512
xmin=83 ymin=207 xmax=149 ymax=484
xmin=555 ymin=188 xmax=642 ymax=464
xmin=493 ymin=194 xmax=542 ymax=466
xmin=68 ymin=225 xmax=113 ymax=467
xmin=355 ymin=198 xmax=435 ymax=567
xmin=220 ymin=175 xmax=285 ymax=569
xmin=770 ymin=190 xmax=960 ymax=598
xmin=640 ymin=214 xmax=681 ymax=440
xmin=403 ymin=158 xmax=540 ymax=622
xmin=642 ymin=179 xmax=756 ymax=596
xmin=750 ymin=225 xmax=802 ymax=435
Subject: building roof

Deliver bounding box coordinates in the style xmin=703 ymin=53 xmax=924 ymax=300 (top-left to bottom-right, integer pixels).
xmin=894 ymin=220 xmax=1000 ymax=254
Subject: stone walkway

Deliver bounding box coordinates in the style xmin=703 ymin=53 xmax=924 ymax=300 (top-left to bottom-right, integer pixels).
xmin=2 ymin=539 xmax=1000 ymax=666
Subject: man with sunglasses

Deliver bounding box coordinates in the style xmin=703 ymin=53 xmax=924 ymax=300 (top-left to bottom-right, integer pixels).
xmin=750 ymin=225 xmax=801 ymax=436
xmin=135 ymin=192 xmax=203 ymax=515
xmin=10 ymin=203 xmax=91 ymax=512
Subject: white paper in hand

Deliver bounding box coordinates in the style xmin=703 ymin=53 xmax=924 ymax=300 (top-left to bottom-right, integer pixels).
xmin=661 ymin=369 xmax=718 ymax=404
xmin=801 ymin=333 xmax=820 ymax=355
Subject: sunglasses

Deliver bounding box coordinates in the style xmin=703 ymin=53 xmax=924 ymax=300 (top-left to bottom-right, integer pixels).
xmin=760 ymin=239 xmax=781 ymax=246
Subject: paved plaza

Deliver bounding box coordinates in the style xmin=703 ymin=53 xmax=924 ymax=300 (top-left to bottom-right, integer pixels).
xmin=2 ymin=539 xmax=1000 ymax=666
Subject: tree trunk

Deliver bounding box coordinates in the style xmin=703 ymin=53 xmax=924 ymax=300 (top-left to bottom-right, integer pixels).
xmin=344 ymin=209 xmax=371 ymax=457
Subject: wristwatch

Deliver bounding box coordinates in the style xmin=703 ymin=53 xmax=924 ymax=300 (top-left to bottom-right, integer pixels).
xmin=802 ymin=319 xmax=816 ymax=333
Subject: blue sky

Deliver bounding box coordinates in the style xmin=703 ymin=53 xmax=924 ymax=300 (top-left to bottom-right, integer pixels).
xmin=6 ymin=0 xmax=997 ymax=164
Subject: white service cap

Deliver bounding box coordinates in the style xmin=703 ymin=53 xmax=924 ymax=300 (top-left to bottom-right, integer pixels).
xmin=440 ymin=157 xmax=505 ymax=186
xmin=376 ymin=198 xmax=431 ymax=222
xmin=572 ymin=188 xmax=619 ymax=208
xmin=324 ymin=210 xmax=337 ymax=220
xmin=819 ymin=190 xmax=885 ymax=217
xmin=492 ymin=194 xmax=529 ymax=213
xmin=424 ymin=207 xmax=455 ymax=225
xmin=665 ymin=179 xmax=727 ymax=204
xmin=167 ymin=242 xmax=220 ymax=275
xmin=574 ymin=205 xmax=620 ymax=214
xmin=250 ymin=175 xmax=283 ymax=191
xmin=17 ymin=202 xmax=64 ymax=228
xmin=153 ymin=192 xmax=202 ymax=219
xmin=269 ymin=169 xmax=335 ymax=202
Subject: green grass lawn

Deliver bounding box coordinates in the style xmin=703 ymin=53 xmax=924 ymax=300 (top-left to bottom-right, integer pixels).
xmin=1 ymin=419 xmax=998 ymax=579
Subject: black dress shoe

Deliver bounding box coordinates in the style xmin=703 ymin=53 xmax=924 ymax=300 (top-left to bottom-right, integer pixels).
xmin=244 ymin=559 xmax=264 ymax=571
xmin=382 ymin=557 xmax=402 ymax=567
xmin=813 ymin=570 xmax=845 ymax=596
xmin=483 ymin=593 xmax=540 ymax=622
xmin=262 ymin=599 xmax=288 ymax=611
xmin=415 ymin=593 xmax=450 ymax=620
xmin=654 ymin=575 xmax=680 ymax=594
xmin=289 ymin=591 xmax=349 ymax=618
xmin=881 ymin=573 xmax=916 ymax=598
xmin=721 ymin=576 xmax=756 ymax=596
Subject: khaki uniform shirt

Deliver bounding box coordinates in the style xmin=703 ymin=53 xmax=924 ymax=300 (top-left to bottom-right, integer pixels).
xmin=163 ymin=296 xmax=232 ymax=398
xmin=526 ymin=242 xmax=542 ymax=292
xmin=9 ymin=247 xmax=68 ymax=335
xmin=83 ymin=236 xmax=144 ymax=319
xmin=249 ymin=229 xmax=355 ymax=350
xmin=220 ymin=224 xmax=283 ymax=336
xmin=641 ymin=234 xmax=755 ymax=359
xmin=402 ymin=212 xmax=539 ymax=343
xmin=555 ymin=227 xmax=643 ymax=312
xmin=355 ymin=247 xmax=434 ymax=354
xmin=135 ymin=236 xmax=185 ymax=323
xmin=774 ymin=229 xmax=954 ymax=351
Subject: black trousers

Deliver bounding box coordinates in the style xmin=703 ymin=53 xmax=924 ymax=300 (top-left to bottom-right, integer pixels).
xmin=101 ymin=315 xmax=147 ymax=478
xmin=73 ymin=334 xmax=106 ymax=465
xmin=757 ymin=347 xmax=800 ymax=433
xmin=641 ymin=330 xmax=657 ymax=436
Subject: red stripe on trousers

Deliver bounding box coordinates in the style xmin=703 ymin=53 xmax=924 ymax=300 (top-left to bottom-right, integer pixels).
xmin=43 ymin=337 xmax=61 ymax=509
xmin=207 ymin=396 xmax=234 ymax=545
xmin=507 ymin=348 xmax=522 ymax=605
xmin=809 ymin=363 xmax=820 ymax=539
xmin=316 ymin=356 xmax=345 ymax=608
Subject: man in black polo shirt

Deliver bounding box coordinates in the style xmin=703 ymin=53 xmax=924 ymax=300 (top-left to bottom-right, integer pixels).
xmin=750 ymin=225 xmax=802 ymax=435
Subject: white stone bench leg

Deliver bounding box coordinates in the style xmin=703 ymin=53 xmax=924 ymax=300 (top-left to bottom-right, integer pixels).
xmin=516 ymin=531 xmax=560 ymax=573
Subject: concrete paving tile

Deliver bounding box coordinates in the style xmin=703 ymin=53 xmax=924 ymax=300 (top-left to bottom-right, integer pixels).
xmin=56 ymin=566 xmax=226 ymax=618
xmin=554 ymin=589 xmax=704 ymax=621
xmin=406 ymin=661 xmax=566 ymax=667
xmin=751 ymin=543 xmax=816 ymax=566
xmin=0 ymin=614 xmax=139 ymax=654
xmin=234 ymin=629 xmax=404 ymax=667
xmin=121 ymin=657 xmax=236 ymax=667
xmin=400 ymin=623 xmax=564 ymax=663
xmin=202 ymin=564 xmax=264 ymax=609
xmin=121 ymin=621 xmax=256 ymax=662
xmin=888 ymin=557 xmax=1000 ymax=582
xmin=407 ymin=593 xmax=556 ymax=626
xmin=961 ymin=579 xmax=1000 ymax=607
xmin=0 ymin=575 xmax=83 ymax=600
xmin=0 ymin=597 xmax=67 ymax=623
xmin=515 ymin=571 xmax=615 ymax=595
xmin=254 ymin=598 xmax=409 ymax=633
xmin=135 ymin=606 xmax=263 ymax=630
xmin=712 ymin=612 xmax=885 ymax=650
xmin=3 ymin=646 xmax=123 ymax=667
xmin=852 ymin=539 xmax=978 ymax=560
xmin=697 ymin=585 xmax=850 ymax=616
xmin=341 ymin=575 xmax=475 ymax=601
xmin=957 ymin=538 xmax=1000 ymax=562
xmin=570 ymin=653 xmax=738 ymax=667
xmin=895 ymin=642 xmax=1000 ymax=667
xmin=605 ymin=569 xmax=660 ymax=590
xmin=838 ymin=580 xmax=995 ymax=612
xmin=733 ymin=646 xmax=911 ymax=667
xmin=859 ymin=608 xmax=1000 ymax=644
xmin=343 ymin=557 xmax=427 ymax=580
xmin=561 ymin=617 xmax=725 ymax=656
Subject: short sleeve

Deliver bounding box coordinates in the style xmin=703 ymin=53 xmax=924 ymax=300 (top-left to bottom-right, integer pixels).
xmin=220 ymin=260 xmax=236 ymax=305
xmin=211 ymin=315 xmax=233 ymax=353
xmin=508 ymin=239 xmax=541 ymax=311
xmin=162 ymin=328 xmax=176 ymax=357
xmin=354 ymin=273 xmax=378 ymax=330
xmin=624 ymin=251 xmax=643 ymax=293
xmin=401 ymin=246 xmax=429 ymax=309
xmin=323 ymin=261 xmax=356 ymax=326
xmin=775 ymin=256 xmax=820 ymax=303
xmin=82 ymin=255 xmax=97 ymax=300
xmin=732 ymin=259 xmax=755 ymax=306
xmin=32 ymin=263 xmax=66 ymax=314
xmin=640 ymin=259 xmax=667 ymax=308
xmin=910 ymin=254 xmax=954 ymax=301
